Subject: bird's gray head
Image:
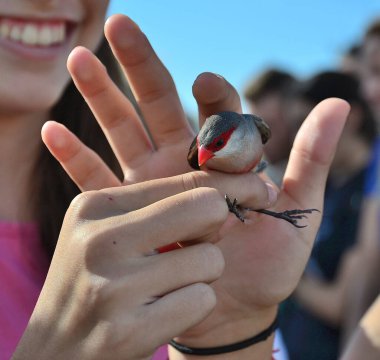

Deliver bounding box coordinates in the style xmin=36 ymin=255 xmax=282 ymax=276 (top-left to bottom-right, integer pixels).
xmin=197 ymin=111 xmax=242 ymax=152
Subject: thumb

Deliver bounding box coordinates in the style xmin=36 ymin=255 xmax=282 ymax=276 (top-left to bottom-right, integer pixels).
xmin=282 ymin=98 xmax=350 ymax=208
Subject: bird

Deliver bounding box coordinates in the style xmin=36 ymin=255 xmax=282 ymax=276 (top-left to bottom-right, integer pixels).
xmin=187 ymin=111 xmax=318 ymax=228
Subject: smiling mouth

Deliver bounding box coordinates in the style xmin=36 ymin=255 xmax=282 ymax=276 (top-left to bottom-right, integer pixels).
xmin=0 ymin=17 xmax=76 ymax=48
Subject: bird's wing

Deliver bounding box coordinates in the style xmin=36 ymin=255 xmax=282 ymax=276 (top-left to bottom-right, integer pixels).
xmin=187 ymin=136 xmax=200 ymax=170
xmin=243 ymin=114 xmax=271 ymax=144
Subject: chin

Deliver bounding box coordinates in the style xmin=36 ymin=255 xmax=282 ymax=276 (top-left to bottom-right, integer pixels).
xmin=0 ymin=79 xmax=70 ymax=114
xmin=0 ymin=91 xmax=63 ymax=115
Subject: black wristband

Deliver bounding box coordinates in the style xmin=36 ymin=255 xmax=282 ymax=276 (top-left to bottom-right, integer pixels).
xmin=169 ymin=314 xmax=278 ymax=356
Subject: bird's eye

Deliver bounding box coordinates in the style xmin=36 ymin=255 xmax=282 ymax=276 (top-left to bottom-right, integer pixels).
xmin=216 ymin=139 xmax=224 ymax=148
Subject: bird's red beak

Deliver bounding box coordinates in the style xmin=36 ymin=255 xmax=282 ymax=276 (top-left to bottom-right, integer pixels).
xmin=198 ymin=145 xmax=215 ymax=166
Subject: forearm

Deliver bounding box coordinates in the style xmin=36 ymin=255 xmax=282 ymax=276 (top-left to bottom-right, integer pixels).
xmin=295 ymin=277 xmax=343 ymax=326
xmin=341 ymin=296 xmax=380 ymax=360
xmin=168 ymin=306 xmax=277 ymax=360
xmin=341 ymin=248 xmax=380 ymax=346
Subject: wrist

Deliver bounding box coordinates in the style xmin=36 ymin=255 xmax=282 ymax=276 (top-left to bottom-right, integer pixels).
xmin=169 ymin=305 xmax=278 ymax=359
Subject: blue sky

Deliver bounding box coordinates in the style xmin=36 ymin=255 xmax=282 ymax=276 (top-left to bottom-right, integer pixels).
xmin=108 ymin=1 xmax=380 ymax=118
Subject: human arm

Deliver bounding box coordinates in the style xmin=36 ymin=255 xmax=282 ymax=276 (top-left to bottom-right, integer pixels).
xmin=341 ymin=197 xmax=380 ymax=344
xmin=294 ymin=246 xmax=360 ymax=327
xmin=341 ymin=295 xmax=380 ymax=360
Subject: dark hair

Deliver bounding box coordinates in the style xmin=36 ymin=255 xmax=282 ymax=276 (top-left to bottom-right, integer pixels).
xmin=244 ymin=69 xmax=296 ymax=102
xmin=365 ymin=19 xmax=380 ymax=40
xmin=295 ymin=71 xmax=377 ymax=144
xmin=31 ymin=38 xmax=129 ymax=257
xmin=345 ymin=44 xmax=361 ymax=58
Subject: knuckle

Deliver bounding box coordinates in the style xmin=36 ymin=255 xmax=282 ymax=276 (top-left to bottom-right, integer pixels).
xmin=68 ymin=190 xmax=102 ymax=219
xmin=236 ymin=173 xmax=268 ymax=206
xmin=191 ymin=283 xmax=217 ymax=309
xmin=81 ymin=275 xmax=112 ymax=310
xmin=194 ymin=187 xmax=228 ymax=225
xmin=181 ymin=171 xmax=205 ymax=192
xmin=250 ymin=174 xmax=268 ymax=197
xmin=197 ymin=243 xmax=225 ymax=278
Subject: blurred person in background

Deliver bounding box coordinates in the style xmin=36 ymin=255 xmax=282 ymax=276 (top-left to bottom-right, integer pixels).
xmin=340 ymin=43 xmax=362 ymax=77
xmin=342 ymin=18 xmax=380 ymax=345
xmin=244 ymin=69 xmax=296 ymax=186
xmin=279 ymin=71 xmax=377 ymax=360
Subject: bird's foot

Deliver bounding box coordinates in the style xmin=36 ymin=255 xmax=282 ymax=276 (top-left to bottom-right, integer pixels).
xmin=225 ymin=195 xmax=319 ymax=228
xmin=225 ymin=195 xmax=246 ymax=222
xmin=252 ymin=208 xmax=320 ymax=228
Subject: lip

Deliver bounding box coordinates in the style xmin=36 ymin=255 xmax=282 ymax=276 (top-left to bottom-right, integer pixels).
xmin=0 ymin=16 xmax=78 ymax=61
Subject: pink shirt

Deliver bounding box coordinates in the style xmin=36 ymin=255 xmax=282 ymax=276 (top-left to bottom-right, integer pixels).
xmin=0 ymin=222 xmax=49 ymax=359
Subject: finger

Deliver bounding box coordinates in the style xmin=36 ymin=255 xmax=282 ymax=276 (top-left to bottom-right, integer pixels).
xmin=41 ymin=121 xmax=121 ymax=191
xmin=99 ymin=170 xmax=277 ymax=215
xmin=283 ymin=98 xmax=350 ymax=209
xmin=107 ymin=188 xmax=229 ymax=254
xmin=140 ymin=283 xmax=217 ymax=350
xmin=143 ymin=243 xmax=224 ymax=296
xmin=104 ymin=14 xmax=194 ymax=147
xmin=192 ymin=72 xmax=243 ymax=126
xmin=103 ymin=243 xmax=224 ymax=302
xmin=67 ymin=46 xmax=153 ymax=169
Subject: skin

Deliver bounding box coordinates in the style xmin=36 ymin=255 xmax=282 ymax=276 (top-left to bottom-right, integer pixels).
xmin=341 ymin=295 xmax=380 ymax=360
xmin=0 ymin=0 xmax=108 ymax=114
xmin=0 ymin=0 xmax=109 ymax=222
xmin=39 ymin=14 xmax=350 ymax=359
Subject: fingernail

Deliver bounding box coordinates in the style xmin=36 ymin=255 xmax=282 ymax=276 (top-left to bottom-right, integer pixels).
xmin=194 ymin=72 xmax=225 ymax=84
xmin=266 ymin=182 xmax=278 ymax=205
xmin=212 ymin=73 xmax=225 ymax=80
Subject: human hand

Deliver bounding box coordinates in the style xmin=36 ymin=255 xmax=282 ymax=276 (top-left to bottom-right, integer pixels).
xmin=167 ymin=99 xmax=349 ymax=357
xmin=12 ymin=171 xmax=275 ymax=360
xmin=42 ymin=14 xmax=223 ymax=188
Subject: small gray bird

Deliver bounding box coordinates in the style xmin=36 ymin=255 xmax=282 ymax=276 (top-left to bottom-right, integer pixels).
xmin=187 ymin=111 xmax=270 ymax=173
xmin=187 ymin=111 xmax=318 ymax=227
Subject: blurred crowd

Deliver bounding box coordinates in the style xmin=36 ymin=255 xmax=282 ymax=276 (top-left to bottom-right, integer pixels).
xmin=243 ymin=19 xmax=380 ymax=360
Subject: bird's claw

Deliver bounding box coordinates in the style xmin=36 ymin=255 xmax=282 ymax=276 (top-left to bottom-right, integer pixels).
xmin=225 ymin=195 xmax=319 ymax=228
xmin=225 ymin=195 xmax=245 ymax=222
xmin=253 ymin=208 xmax=319 ymax=228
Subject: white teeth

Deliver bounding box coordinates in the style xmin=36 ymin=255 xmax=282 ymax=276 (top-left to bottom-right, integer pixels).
xmin=0 ymin=20 xmax=66 ymax=47
xmin=58 ymin=25 xmax=64 ymax=41
xmin=0 ymin=22 xmax=10 ymax=38
xmin=38 ymin=26 xmax=52 ymax=45
xmin=22 ymin=24 xmax=38 ymax=45
xmin=51 ymin=26 xmax=59 ymax=42
xmin=9 ymin=25 xmax=21 ymax=41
